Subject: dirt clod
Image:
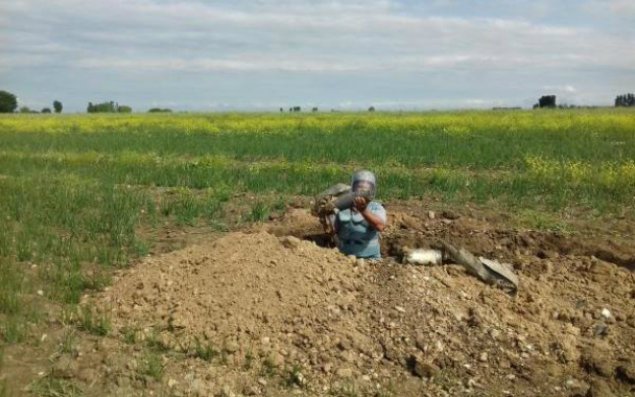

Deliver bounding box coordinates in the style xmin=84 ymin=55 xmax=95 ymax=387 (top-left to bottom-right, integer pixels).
xmin=411 ymin=357 xmax=439 ymax=379
xmin=51 ymin=355 xmax=79 ymax=379
xmin=442 ymin=210 xmax=460 ymax=220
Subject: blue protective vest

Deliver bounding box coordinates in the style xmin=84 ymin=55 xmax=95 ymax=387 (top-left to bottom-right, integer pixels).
xmin=335 ymin=202 xmax=383 ymax=259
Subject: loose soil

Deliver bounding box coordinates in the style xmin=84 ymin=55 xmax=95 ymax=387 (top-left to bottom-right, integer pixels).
xmin=3 ymin=202 xmax=635 ymax=396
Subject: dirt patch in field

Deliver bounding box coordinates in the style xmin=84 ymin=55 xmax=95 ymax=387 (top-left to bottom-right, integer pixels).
xmin=45 ymin=205 xmax=632 ymax=397
xmin=8 ymin=204 xmax=634 ymax=396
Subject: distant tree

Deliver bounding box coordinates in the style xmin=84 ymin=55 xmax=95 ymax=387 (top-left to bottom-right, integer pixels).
xmin=289 ymin=107 xmax=293 ymax=112
xmin=292 ymin=106 xmax=301 ymax=112
xmin=279 ymin=107 xmax=284 ymax=112
xmin=615 ymin=93 xmax=635 ymax=107
xmin=312 ymin=107 xmax=318 ymax=112
xmin=117 ymin=105 xmax=132 ymax=113
xmin=0 ymin=90 xmax=18 ymax=113
xmin=537 ymin=95 xmax=556 ymax=108
xmin=148 ymin=108 xmax=172 ymax=113
xmin=19 ymin=106 xmax=32 ymax=113
xmin=53 ymin=100 xmax=63 ymax=113
xmin=368 ymin=106 xmax=375 ymax=112
xmin=41 ymin=107 xmax=52 ymax=113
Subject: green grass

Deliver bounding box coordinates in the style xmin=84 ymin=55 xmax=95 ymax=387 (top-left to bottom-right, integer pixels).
xmin=190 ymin=337 xmax=219 ymax=362
xmin=248 ymin=202 xmax=270 ymax=222
xmin=0 ymin=380 xmax=7 ymax=397
xmin=0 ymin=261 xmax=27 ymax=343
xmin=1 ymin=111 xmax=634 ymax=212
xmin=58 ymin=329 xmax=76 ymax=355
xmin=0 ymin=109 xmax=633 ymax=355
xmin=121 ymin=326 xmax=140 ymax=345
xmin=138 ymin=352 xmax=164 ymax=381
xmin=515 ymin=209 xmax=573 ymax=233
xmin=145 ymin=331 xmax=172 ymax=353
xmin=29 ymin=374 xmax=83 ymax=397
xmin=0 ymin=259 xmax=33 ymax=343
xmin=0 ymin=347 xmax=5 ymax=397
xmin=74 ymin=306 xmax=110 ymax=336
xmin=1 ymin=110 xmax=633 ymax=169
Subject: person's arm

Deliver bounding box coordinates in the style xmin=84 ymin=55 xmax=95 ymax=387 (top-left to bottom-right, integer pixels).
xmin=353 ymin=197 xmax=386 ymax=232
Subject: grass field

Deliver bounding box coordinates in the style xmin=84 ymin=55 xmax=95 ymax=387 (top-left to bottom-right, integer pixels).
xmin=0 ymin=109 xmax=634 ymax=355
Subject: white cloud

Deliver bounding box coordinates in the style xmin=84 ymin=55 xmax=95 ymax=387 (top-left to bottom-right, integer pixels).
xmin=75 ymin=57 xmax=364 ymax=73
xmin=3 ymin=0 xmax=633 ymax=72
xmin=542 ymin=85 xmax=577 ymax=93
xmin=1 ymin=0 xmax=634 ymax=110
xmin=608 ymin=0 xmax=635 ymax=14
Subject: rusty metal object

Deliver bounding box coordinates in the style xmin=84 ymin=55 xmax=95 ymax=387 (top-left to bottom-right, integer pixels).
xmin=311 ymin=183 xmax=373 ymax=236
xmin=440 ymin=241 xmax=519 ymax=292
xmin=311 ymin=183 xmax=350 ymax=217
xmin=312 ymin=183 xmax=351 ymax=235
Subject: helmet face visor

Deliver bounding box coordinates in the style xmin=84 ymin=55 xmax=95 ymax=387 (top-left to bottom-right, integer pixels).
xmin=351 ymin=170 xmax=376 ymax=198
xmin=353 ymin=180 xmax=374 ymax=194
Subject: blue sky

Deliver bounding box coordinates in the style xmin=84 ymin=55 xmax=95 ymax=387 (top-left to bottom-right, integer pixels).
xmin=1 ymin=0 xmax=634 ymax=112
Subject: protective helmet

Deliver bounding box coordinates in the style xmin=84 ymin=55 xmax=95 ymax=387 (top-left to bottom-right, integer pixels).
xmin=351 ymin=170 xmax=376 ymax=198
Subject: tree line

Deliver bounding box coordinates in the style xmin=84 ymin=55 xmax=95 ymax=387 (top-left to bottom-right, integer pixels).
xmin=0 ymin=90 xmax=139 ymax=114
xmin=2 ymin=89 xmax=635 ymax=113
xmin=87 ymin=101 xmax=132 ymax=113
xmin=0 ymin=90 xmax=64 ymax=113
xmin=615 ymin=93 xmax=635 ymax=107
xmin=531 ymin=93 xmax=635 ymax=109
xmin=281 ymin=106 xmax=377 ymax=112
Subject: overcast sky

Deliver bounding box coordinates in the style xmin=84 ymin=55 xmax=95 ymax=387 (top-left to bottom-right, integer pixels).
xmin=1 ymin=0 xmax=634 ymax=112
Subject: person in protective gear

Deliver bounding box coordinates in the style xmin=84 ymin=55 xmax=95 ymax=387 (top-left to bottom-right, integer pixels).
xmin=333 ymin=170 xmax=387 ymax=259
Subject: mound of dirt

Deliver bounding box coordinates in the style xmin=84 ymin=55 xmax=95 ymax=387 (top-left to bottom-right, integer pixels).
xmin=77 ymin=223 xmax=635 ymax=397
xmin=102 ymin=232 xmax=363 ymax=356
